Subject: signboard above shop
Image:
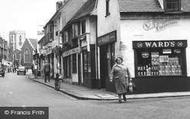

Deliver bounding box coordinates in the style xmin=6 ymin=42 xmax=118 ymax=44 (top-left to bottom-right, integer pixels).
xmin=97 ymin=31 xmax=117 ymax=46
xmin=133 ymin=40 xmax=187 ymax=49
xmin=62 ymin=47 xmax=80 ymax=58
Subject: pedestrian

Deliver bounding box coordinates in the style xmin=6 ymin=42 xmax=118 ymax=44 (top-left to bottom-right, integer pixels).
xmin=54 ymin=73 xmax=63 ymax=91
xmin=110 ymin=57 xmax=131 ymax=103
xmin=43 ymin=60 xmax=51 ymax=83
xmin=34 ymin=64 xmax=37 ymax=78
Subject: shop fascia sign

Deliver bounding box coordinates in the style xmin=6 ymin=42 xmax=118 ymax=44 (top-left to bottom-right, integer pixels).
xmin=97 ymin=31 xmax=116 ymax=46
xmin=62 ymin=47 xmax=80 ymax=58
xmin=133 ymin=40 xmax=187 ymax=49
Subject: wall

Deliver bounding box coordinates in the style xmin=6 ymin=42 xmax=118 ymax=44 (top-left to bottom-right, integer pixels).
xmin=97 ymin=0 xmax=121 ymax=80
xmin=97 ymin=0 xmax=120 ymax=37
xmin=120 ymin=18 xmax=190 ymax=77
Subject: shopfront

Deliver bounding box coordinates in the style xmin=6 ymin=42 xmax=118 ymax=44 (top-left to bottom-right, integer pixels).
xmin=98 ymin=31 xmax=116 ymax=91
xmin=132 ymin=40 xmax=190 ymax=93
xmin=62 ymin=47 xmax=80 ymax=83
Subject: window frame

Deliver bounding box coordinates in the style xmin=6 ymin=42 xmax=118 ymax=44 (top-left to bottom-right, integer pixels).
xmin=164 ymin=0 xmax=181 ymax=12
xmin=105 ymin=0 xmax=110 ymax=17
xmin=24 ymin=48 xmax=30 ymax=63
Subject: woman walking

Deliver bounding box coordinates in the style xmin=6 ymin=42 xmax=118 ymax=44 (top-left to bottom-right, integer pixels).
xmin=110 ymin=57 xmax=131 ymax=103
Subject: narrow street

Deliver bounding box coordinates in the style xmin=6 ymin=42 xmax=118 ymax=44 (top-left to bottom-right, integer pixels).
xmin=0 ymin=72 xmax=190 ymax=119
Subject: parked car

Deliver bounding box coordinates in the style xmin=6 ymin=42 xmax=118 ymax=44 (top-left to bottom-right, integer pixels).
xmin=0 ymin=65 xmax=5 ymax=77
xmin=17 ymin=66 xmax=26 ymax=75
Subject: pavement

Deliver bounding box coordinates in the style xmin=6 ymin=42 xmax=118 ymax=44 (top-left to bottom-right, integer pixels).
xmin=26 ymin=71 xmax=190 ymax=100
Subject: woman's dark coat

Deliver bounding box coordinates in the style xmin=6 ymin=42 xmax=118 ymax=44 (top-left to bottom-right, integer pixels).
xmin=110 ymin=64 xmax=130 ymax=94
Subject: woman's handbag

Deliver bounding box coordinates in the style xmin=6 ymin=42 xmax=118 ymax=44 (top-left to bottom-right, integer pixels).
xmin=128 ymin=79 xmax=136 ymax=93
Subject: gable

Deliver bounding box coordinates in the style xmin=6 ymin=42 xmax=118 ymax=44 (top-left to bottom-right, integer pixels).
xmin=21 ymin=39 xmax=33 ymax=53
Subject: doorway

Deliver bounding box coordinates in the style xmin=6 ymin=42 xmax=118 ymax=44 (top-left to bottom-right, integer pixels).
xmin=100 ymin=45 xmax=108 ymax=88
xmin=100 ymin=43 xmax=115 ymax=89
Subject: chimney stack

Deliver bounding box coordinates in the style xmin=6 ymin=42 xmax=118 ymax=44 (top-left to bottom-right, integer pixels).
xmin=56 ymin=1 xmax=63 ymax=11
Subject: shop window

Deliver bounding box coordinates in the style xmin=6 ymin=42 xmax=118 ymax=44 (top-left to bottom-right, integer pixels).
xmin=83 ymin=51 xmax=91 ymax=78
xmin=72 ymin=54 xmax=77 ymax=73
xmin=63 ymin=56 xmax=71 ymax=78
xmin=165 ymin=0 xmax=181 ymax=12
xmin=136 ymin=48 xmax=184 ymax=77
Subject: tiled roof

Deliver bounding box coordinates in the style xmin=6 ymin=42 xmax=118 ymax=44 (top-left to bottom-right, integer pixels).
xmin=69 ymin=0 xmax=96 ymax=22
xmin=118 ymin=0 xmax=190 ymax=12
xmin=28 ymin=39 xmax=38 ymax=50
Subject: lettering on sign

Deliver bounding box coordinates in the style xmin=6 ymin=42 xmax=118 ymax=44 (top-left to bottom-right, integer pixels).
xmin=62 ymin=47 xmax=80 ymax=58
xmin=144 ymin=41 xmax=175 ymax=48
xmin=143 ymin=19 xmax=178 ymax=31
xmin=133 ymin=40 xmax=187 ymax=49
xmin=0 ymin=107 xmax=48 ymax=119
xmin=97 ymin=31 xmax=116 ymax=46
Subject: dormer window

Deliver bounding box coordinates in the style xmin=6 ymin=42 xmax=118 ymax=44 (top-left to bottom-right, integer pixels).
xmin=165 ymin=0 xmax=181 ymax=12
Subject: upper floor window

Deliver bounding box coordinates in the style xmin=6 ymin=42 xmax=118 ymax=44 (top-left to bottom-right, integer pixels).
xmin=165 ymin=0 xmax=181 ymax=12
xmin=106 ymin=0 xmax=110 ymax=16
xmin=19 ymin=35 xmax=22 ymax=46
xmin=63 ymin=31 xmax=69 ymax=43
xmin=72 ymin=23 xmax=80 ymax=38
xmin=81 ymin=20 xmax=86 ymax=34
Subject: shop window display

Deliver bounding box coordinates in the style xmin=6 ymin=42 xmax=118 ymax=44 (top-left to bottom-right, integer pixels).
xmin=136 ymin=48 xmax=183 ymax=77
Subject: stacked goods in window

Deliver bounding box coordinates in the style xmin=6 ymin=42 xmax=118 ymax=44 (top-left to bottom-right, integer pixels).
xmin=137 ymin=66 xmax=146 ymax=76
xmin=168 ymin=57 xmax=182 ymax=76
xmin=159 ymin=55 xmax=169 ymax=76
xmin=151 ymin=52 xmax=160 ymax=76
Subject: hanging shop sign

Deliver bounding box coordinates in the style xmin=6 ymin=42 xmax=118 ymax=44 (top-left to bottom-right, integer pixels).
xmin=62 ymin=47 xmax=81 ymax=58
xmin=97 ymin=31 xmax=116 ymax=46
xmin=45 ymin=47 xmax=52 ymax=55
xmin=133 ymin=40 xmax=187 ymax=49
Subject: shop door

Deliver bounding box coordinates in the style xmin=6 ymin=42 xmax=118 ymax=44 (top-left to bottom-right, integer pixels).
xmin=78 ymin=54 xmax=81 ymax=85
xmin=100 ymin=45 xmax=108 ymax=88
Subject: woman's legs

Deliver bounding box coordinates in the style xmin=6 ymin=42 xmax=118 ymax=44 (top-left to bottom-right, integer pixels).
xmin=123 ymin=93 xmax=127 ymax=101
xmin=118 ymin=94 xmax=122 ymax=103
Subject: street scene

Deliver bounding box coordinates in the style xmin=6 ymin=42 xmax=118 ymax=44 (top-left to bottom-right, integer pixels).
xmin=1 ymin=72 xmax=190 ymax=119
xmin=1 ymin=0 xmax=190 ymax=119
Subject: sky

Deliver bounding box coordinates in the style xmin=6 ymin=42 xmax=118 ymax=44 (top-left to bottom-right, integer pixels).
xmin=0 ymin=0 xmax=58 ymax=41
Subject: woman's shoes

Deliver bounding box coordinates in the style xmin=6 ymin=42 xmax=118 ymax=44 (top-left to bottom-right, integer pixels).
xmin=123 ymin=96 xmax=127 ymax=102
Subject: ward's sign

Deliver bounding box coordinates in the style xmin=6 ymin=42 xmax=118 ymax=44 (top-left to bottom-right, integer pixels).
xmin=133 ymin=40 xmax=187 ymax=49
